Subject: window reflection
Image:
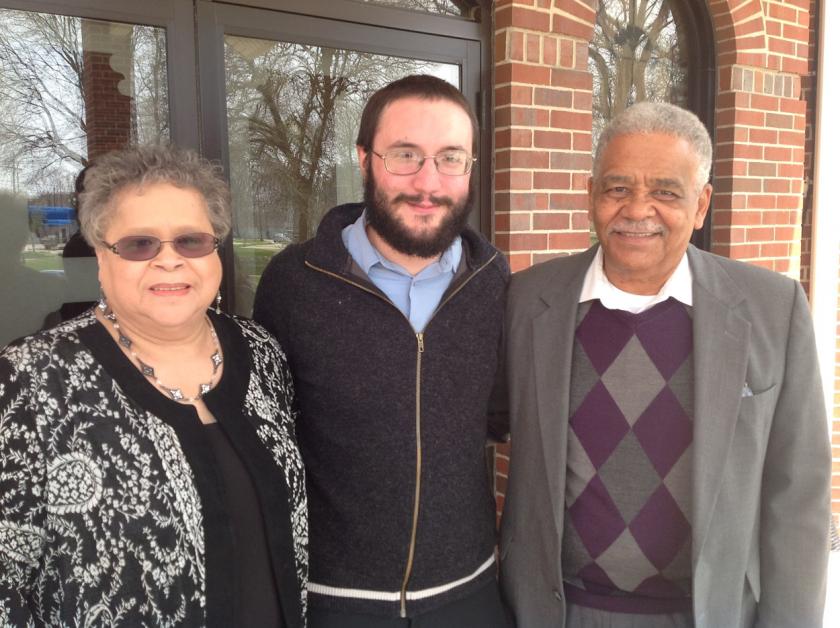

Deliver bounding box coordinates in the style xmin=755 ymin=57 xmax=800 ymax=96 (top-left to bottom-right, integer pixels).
xmin=0 ymin=8 xmax=169 ymax=347
xmin=351 ymin=0 xmax=480 ymax=19
xmin=223 ymin=35 xmax=458 ymax=314
xmin=589 ymin=0 xmax=687 ymax=144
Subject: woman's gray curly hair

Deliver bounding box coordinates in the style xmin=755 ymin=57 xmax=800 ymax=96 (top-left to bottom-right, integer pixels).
xmin=78 ymin=145 xmax=231 ymax=247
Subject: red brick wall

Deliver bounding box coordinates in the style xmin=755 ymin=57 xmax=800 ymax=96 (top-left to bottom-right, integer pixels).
xmin=81 ymin=21 xmax=133 ymax=161
xmin=493 ymin=0 xmax=594 ymax=275
xmin=710 ymin=0 xmax=809 ymax=277
xmin=492 ymin=0 xmax=597 ymax=518
xmin=799 ymin=0 xmax=818 ymax=293
xmin=492 ymin=0 xmax=823 ymax=518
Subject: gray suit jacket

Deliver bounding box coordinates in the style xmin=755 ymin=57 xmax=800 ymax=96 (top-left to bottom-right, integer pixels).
xmin=499 ymin=245 xmax=831 ymax=628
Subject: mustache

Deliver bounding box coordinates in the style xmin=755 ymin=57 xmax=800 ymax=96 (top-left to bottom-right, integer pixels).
xmin=392 ymin=193 xmax=455 ymax=208
xmin=609 ymin=221 xmax=664 ymax=234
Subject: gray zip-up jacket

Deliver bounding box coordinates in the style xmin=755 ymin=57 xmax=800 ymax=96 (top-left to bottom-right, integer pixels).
xmin=254 ymin=203 xmax=509 ymax=618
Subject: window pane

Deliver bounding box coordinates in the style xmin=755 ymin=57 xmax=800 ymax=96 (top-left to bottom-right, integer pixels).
xmin=589 ymin=0 xmax=688 ymax=144
xmin=351 ymin=0 xmax=479 ymax=19
xmin=224 ymin=35 xmax=459 ymax=315
xmin=0 ymin=8 xmax=169 ymax=347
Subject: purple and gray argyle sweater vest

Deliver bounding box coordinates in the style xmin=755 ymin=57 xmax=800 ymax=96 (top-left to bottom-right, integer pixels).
xmin=562 ymin=298 xmax=694 ymax=614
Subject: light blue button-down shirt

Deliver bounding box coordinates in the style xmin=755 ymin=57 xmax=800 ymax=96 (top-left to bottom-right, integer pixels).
xmin=341 ymin=210 xmax=462 ymax=332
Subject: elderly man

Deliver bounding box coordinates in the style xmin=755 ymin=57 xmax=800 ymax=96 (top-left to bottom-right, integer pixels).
xmin=254 ymin=75 xmax=511 ymax=628
xmin=499 ymin=101 xmax=830 ymax=628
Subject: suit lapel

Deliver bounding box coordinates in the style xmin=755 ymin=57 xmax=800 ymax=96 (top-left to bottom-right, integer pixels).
xmin=531 ymin=247 xmax=596 ymax=539
xmin=526 ymin=246 xmax=751 ymax=560
xmin=688 ymin=247 xmax=751 ymax=559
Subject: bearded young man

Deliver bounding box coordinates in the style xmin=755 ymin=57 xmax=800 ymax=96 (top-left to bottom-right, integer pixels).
xmin=253 ymin=75 xmax=512 ymax=628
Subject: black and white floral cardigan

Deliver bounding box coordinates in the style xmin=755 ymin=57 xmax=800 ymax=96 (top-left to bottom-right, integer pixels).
xmin=0 ymin=311 xmax=308 ymax=627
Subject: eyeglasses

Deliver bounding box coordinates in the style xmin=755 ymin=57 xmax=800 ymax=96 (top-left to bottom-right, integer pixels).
xmin=103 ymin=233 xmax=220 ymax=261
xmin=371 ymin=149 xmax=476 ymax=176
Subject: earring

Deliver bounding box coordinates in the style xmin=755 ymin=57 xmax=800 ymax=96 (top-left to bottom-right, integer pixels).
xmin=97 ymin=290 xmax=108 ymax=312
xmin=214 ymin=291 xmax=222 ymax=315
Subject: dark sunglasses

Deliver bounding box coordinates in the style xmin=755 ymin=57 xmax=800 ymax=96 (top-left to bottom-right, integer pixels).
xmin=103 ymin=233 xmax=220 ymax=261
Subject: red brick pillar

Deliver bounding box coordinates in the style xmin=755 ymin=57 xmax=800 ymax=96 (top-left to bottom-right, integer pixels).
xmin=492 ymin=0 xmax=597 ymax=520
xmin=799 ymin=0 xmax=818 ymax=292
xmin=81 ymin=21 xmax=133 ymax=161
xmin=493 ymin=0 xmax=595 ymax=275
xmin=709 ymin=0 xmax=810 ymax=278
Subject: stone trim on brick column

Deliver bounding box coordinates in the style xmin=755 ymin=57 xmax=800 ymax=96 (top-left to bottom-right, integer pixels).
xmin=709 ymin=0 xmax=811 ymax=278
xmin=493 ymin=0 xmax=595 ymax=274
xmin=712 ymin=65 xmax=805 ymax=276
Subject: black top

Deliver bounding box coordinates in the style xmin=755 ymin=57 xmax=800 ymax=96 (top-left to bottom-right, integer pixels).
xmin=78 ymin=312 xmax=302 ymax=627
xmin=79 ymin=313 xmax=302 ymax=627
xmin=204 ymin=423 xmax=285 ymax=627
xmin=0 ymin=310 xmax=307 ymax=627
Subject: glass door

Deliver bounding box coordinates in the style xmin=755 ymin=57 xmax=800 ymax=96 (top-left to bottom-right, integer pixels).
xmin=197 ymin=1 xmax=482 ymax=315
xmin=0 ymin=0 xmax=196 ymax=347
xmin=0 ymin=0 xmax=486 ymax=343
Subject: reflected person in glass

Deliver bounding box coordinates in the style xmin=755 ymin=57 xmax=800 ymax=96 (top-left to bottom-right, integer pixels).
xmin=0 ymin=145 xmax=307 ymax=627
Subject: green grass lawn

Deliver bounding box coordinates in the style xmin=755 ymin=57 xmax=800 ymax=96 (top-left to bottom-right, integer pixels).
xmin=233 ymin=239 xmax=283 ymax=277
xmin=22 ymin=250 xmax=62 ymax=272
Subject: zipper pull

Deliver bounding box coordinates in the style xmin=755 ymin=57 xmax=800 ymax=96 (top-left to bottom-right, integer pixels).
xmin=416 ymin=333 xmax=425 ymax=353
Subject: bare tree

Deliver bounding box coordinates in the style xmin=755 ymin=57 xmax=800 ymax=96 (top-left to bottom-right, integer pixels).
xmin=0 ymin=11 xmax=87 ymax=188
xmin=225 ymin=39 xmax=426 ymax=241
xmin=132 ymin=26 xmax=169 ymax=144
xmin=0 ymin=9 xmax=168 ymax=195
xmin=589 ymin=0 xmax=686 ymax=142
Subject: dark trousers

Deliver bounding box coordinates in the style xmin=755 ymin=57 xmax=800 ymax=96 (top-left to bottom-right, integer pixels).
xmin=308 ymin=580 xmax=514 ymax=628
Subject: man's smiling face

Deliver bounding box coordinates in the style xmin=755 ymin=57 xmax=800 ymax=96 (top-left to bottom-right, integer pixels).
xmin=357 ymin=96 xmax=473 ymax=260
xmin=589 ymin=131 xmax=712 ymax=295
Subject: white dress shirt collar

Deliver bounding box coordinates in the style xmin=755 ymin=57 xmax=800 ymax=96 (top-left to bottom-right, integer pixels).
xmin=579 ymin=246 xmax=693 ymax=314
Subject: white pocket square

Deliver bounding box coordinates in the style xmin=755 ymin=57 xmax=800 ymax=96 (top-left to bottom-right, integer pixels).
xmin=741 ymin=383 xmax=754 ymax=397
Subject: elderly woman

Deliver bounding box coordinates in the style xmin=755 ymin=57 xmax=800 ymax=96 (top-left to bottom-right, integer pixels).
xmin=0 ymin=145 xmax=307 ymax=627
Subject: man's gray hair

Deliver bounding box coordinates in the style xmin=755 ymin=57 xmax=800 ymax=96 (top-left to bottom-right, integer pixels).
xmin=593 ymin=102 xmax=713 ymax=192
xmin=79 ymin=144 xmax=231 ymax=247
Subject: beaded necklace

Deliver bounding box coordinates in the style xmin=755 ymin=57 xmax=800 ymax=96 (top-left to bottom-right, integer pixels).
xmin=101 ymin=304 xmax=223 ymax=402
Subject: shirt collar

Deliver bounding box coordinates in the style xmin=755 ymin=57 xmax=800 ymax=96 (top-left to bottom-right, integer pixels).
xmin=342 ymin=208 xmax=462 ymax=277
xmin=343 ymin=209 xmax=382 ymax=275
xmin=579 ymin=246 xmax=693 ymax=313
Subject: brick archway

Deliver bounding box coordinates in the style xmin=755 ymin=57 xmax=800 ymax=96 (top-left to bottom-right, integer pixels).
xmin=705 ymin=0 xmax=808 ymax=274
xmin=709 ymin=0 xmax=768 ymax=66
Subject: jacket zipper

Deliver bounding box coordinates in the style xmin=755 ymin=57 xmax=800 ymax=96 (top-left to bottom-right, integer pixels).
xmin=304 ymin=253 xmax=498 ymax=616
xmin=400 ymin=331 xmax=424 ymax=616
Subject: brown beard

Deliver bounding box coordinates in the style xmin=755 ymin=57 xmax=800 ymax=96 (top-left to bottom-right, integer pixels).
xmin=363 ymin=160 xmax=473 ymax=259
